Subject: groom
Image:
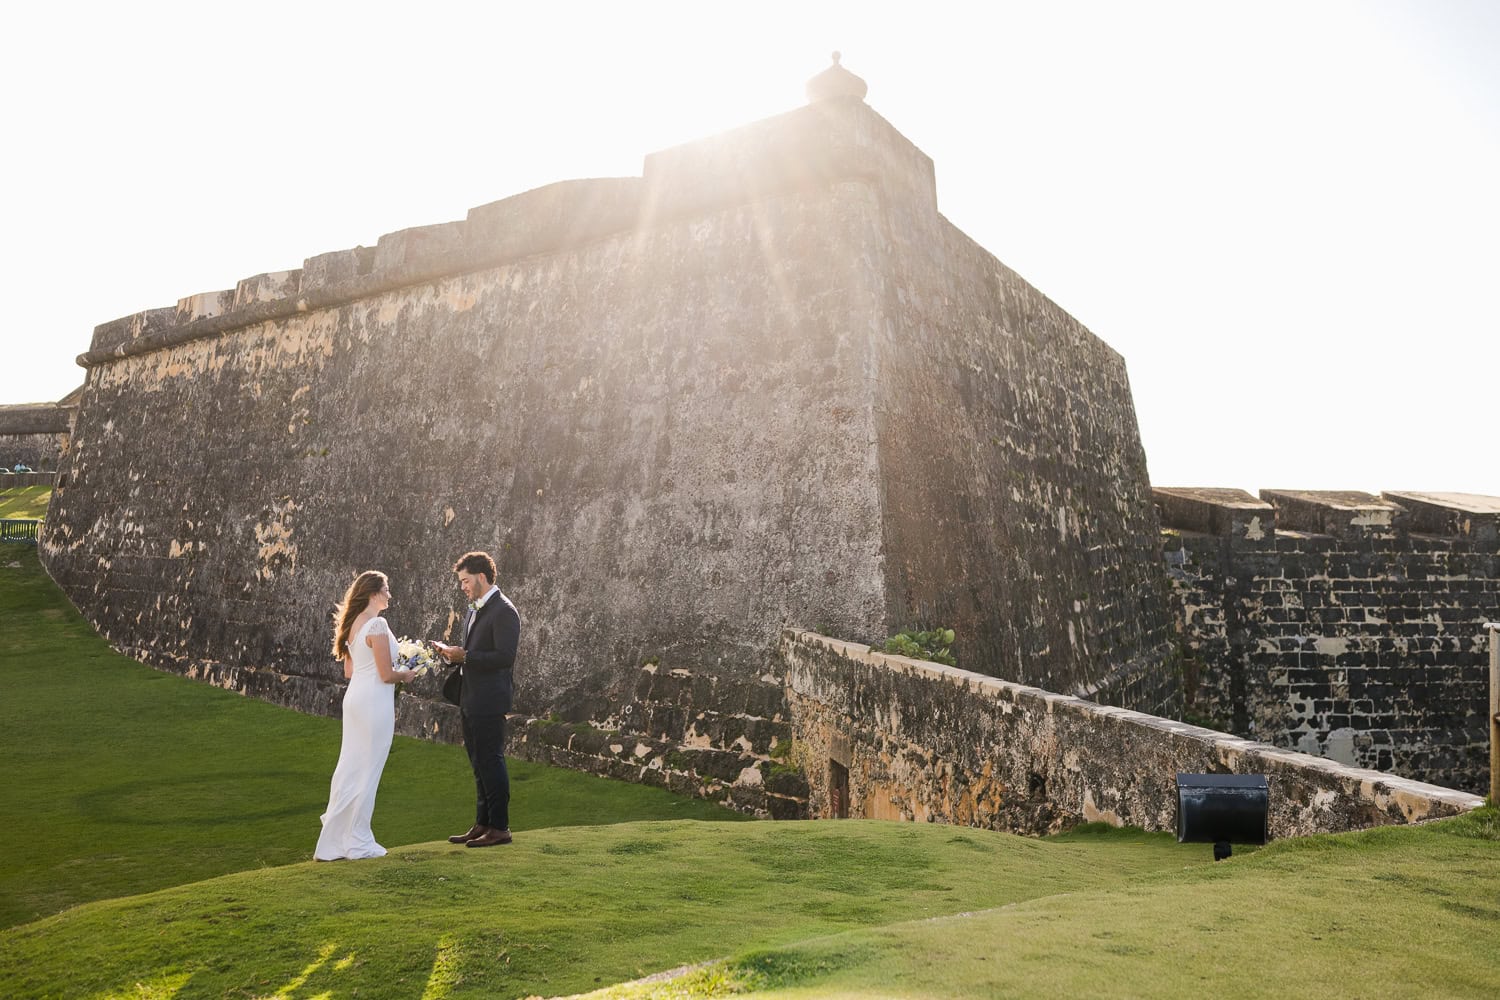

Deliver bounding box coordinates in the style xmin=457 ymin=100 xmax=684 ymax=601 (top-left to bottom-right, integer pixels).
xmin=432 ymin=550 xmax=520 ymax=848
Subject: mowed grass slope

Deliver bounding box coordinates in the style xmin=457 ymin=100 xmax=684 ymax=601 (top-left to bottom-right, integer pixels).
xmin=5 ymin=542 xmax=1499 ymax=998
xmin=591 ymin=810 xmax=1500 ymax=999
xmin=2 ymin=821 xmax=1206 ymax=999
xmin=0 ymin=484 xmax=51 ymax=519
xmin=0 ymin=545 xmax=743 ymax=931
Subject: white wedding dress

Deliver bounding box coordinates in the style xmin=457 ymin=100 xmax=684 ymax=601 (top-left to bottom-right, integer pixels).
xmin=315 ymin=616 xmax=398 ymax=860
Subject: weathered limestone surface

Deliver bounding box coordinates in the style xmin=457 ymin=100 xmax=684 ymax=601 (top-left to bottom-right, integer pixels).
xmin=875 ymin=219 xmax=1175 ymax=713
xmin=42 ymin=85 xmax=1173 ymax=809
xmin=1158 ymin=487 xmax=1499 ymax=794
xmin=783 ymin=630 xmax=1482 ymax=837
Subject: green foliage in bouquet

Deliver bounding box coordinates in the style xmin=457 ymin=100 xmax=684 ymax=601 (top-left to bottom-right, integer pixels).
xmin=881 ymin=627 xmax=957 ymax=666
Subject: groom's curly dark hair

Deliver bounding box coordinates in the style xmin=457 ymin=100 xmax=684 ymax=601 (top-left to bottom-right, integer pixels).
xmin=453 ymin=550 xmax=496 ymax=583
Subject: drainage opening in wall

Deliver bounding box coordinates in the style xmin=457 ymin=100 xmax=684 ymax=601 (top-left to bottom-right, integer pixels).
xmin=829 ymin=759 xmax=849 ymax=819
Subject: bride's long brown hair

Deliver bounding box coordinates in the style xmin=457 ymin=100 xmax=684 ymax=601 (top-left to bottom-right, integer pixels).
xmin=331 ymin=570 xmax=389 ymax=659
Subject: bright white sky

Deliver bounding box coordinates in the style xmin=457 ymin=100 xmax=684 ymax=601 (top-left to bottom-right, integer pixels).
xmin=3 ymin=1 xmax=1496 ymax=495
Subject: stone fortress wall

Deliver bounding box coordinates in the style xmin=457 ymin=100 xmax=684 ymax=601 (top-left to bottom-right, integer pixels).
xmin=40 ymin=63 xmax=1178 ymax=817
xmin=1155 ymin=487 xmax=1498 ymax=796
xmin=32 ymin=59 xmax=1493 ymax=827
xmin=0 ymin=393 xmax=77 ymax=472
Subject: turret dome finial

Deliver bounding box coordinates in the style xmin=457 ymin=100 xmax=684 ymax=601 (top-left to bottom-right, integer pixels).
xmin=805 ymin=51 xmax=867 ymax=104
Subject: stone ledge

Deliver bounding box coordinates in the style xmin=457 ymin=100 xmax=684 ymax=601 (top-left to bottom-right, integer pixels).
xmin=79 ymin=101 xmax=931 ymax=369
xmin=1262 ymin=490 xmax=1403 ymax=539
xmin=1153 ymin=487 xmax=1275 ymax=544
xmin=1156 ymin=487 xmax=1500 ymax=546
xmin=1385 ymin=492 xmax=1500 ymax=544
xmin=0 ymin=403 xmax=75 ymax=435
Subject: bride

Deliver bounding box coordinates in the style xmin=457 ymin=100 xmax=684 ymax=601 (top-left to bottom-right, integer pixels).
xmin=315 ymin=570 xmax=418 ymax=861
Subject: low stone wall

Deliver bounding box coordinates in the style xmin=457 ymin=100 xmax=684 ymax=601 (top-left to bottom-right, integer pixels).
xmin=166 ymin=647 xmax=807 ymax=819
xmin=781 ymin=630 xmax=1482 ymax=838
xmin=508 ymin=660 xmax=807 ymax=819
xmin=0 ymin=443 xmax=63 ymax=474
xmin=1 ymin=472 xmax=57 ymax=488
xmin=0 ymin=400 xmax=74 ymax=473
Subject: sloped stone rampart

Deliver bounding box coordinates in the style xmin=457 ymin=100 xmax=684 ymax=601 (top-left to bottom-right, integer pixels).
xmin=782 ymin=630 xmax=1482 ymax=837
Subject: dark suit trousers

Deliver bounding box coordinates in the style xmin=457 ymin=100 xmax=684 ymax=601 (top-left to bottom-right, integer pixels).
xmin=462 ymin=711 xmax=509 ymax=831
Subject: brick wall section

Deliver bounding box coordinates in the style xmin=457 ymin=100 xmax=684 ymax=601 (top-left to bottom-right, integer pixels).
xmin=782 ymin=629 xmax=1482 ymax=837
xmin=1158 ymin=488 xmax=1499 ymax=795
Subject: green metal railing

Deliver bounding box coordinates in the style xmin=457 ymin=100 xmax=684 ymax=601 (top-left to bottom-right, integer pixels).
xmin=0 ymin=519 xmax=40 ymax=543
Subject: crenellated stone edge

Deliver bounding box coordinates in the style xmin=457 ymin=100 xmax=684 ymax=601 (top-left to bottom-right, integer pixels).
xmin=78 ymin=98 xmax=936 ymax=369
xmin=1155 ymin=487 xmax=1500 ymax=544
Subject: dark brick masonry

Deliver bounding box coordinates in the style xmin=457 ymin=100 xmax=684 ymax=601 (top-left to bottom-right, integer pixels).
xmin=1158 ymin=488 xmax=1499 ymax=795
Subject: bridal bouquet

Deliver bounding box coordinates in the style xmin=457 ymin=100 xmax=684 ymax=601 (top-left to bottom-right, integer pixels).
xmin=396 ymin=637 xmax=441 ymax=674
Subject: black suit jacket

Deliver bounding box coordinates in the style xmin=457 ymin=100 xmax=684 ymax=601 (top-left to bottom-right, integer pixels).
xmin=460 ymin=590 xmax=519 ymax=717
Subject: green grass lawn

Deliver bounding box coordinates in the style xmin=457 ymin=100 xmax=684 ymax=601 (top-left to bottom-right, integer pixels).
xmin=4 ymin=545 xmax=1498 ymax=999
xmin=0 ymin=545 xmax=743 ymax=932
xmin=0 ymin=484 xmax=50 ymax=519
xmin=2 ymin=820 xmax=1210 ymax=999
xmin=598 ymin=810 xmax=1500 ymax=999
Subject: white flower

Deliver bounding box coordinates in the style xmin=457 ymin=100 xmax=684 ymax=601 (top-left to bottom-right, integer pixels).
xmin=395 ymin=636 xmax=440 ymax=673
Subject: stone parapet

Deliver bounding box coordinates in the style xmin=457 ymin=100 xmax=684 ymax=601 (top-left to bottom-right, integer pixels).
xmin=1385 ymin=492 xmax=1500 ymax=545
xmin=1261 ymin=489 xmax=1403 ymax=540
xmin=0 ymin=398 xmax=77 ymax=473
xmin=1154 ymin=487 xmax=1275 ymax=548
xmin=0 ymin=403 xmax=74 ymax=436
xmin=465 ymin=178 xmax=645 ymax=265
xmin=781 ymin=629 xmax=1482 ymax=838
xmin=1 ymin=472 xmax=56 ymax=487
xmin=642 ymin=98 xmax=936 ymax=223
xmin=78 ymin=100 xmax=936 ymax=370
xmin=509 ymin=714 xmax=807 ymax=820
xmin=1156 ymin=486 xmax=1500 ymax=546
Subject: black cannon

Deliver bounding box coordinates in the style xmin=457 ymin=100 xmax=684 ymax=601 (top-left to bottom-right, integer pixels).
xmin=1175 ymin=773 xmax=1269 ymax=860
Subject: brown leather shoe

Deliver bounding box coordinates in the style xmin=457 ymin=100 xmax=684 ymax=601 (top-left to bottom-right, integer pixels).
xmin=466 ymin=828 xmax=512 ymax=848
xmin=448 ymin=824 xmax=487 ymax=844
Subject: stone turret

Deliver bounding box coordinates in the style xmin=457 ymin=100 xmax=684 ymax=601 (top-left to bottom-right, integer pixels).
xmin=805 ymin=51 xmax=868 ymax=103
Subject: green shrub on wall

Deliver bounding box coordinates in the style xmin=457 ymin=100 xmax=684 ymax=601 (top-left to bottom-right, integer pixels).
xmin=882 ymin=628 xmax=957 ymax=666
